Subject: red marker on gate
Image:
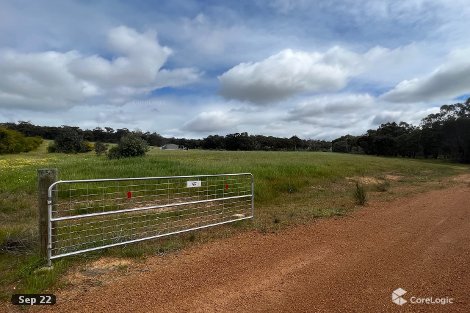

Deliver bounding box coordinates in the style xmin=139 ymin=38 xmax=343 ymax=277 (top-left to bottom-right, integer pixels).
xmin=225 ymin=183 xmax=229 ymax=190
xmin=127 ymin=191 xmax=132 ymax=199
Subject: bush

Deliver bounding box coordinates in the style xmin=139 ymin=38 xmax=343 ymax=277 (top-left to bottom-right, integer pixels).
xmin=54 ymin=128 xmax=83 ymax=153
xmin=94 ymin=142 xmax=108 ymax=155
xmin=0 ymin=127 xmax=43 ymax=154
xmin=107 ymin=134 xmax=149 ymax=159
xmin=80 ymin=141 xmax=94 ymax=153
xmin=107 ymin=146 xmax=121 ymax=159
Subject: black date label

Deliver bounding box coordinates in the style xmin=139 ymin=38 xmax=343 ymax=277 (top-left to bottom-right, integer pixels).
xmin=11 ymin=294 xmax=56 ymax=305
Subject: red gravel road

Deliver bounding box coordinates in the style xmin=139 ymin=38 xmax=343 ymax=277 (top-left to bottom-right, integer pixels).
xmin=25 ymin=184 xmax=470 ymax=312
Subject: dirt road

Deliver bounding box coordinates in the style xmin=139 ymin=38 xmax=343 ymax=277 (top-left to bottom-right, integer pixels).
xmin=37 ymin=183 xmax=470 ymax=312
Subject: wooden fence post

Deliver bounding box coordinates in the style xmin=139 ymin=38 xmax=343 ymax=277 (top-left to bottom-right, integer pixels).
xmin=38 ymin=168 xmax=58 ymax=261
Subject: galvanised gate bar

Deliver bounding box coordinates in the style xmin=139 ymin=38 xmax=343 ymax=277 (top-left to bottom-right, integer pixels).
xmin=47 ymin=173 xmax=254 ymax=266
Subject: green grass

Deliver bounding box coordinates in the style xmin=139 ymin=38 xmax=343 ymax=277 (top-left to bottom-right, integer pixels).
xmin=0 ymin=140 xmax=468 ymax=301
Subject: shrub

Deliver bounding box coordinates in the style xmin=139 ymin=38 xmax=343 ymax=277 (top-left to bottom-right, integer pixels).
xmin=353 ymin=182 xmax=367 ymax=205
xmin=107 ymin=146 xmax=121 ymax=159
xmin=118 ymin=134 xmax=149 ymax=157
xmin=94 ymin=142 xmax=108 ymax=155
xmin=24 ymin=137 xmax=42 ymax=151
xmin=0 ymin=127 xmax=43 ymax=154
xmin=107 ymin=134 xmax=149 ymax=159
xmin=54 ymin=128 xmax=83 ymax=153
xmin=80 ymin=141 xmax=94 ymax=153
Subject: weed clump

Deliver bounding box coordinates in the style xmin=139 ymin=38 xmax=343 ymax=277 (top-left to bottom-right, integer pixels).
xmin=353 ymin=182 xmax=367 ymax=205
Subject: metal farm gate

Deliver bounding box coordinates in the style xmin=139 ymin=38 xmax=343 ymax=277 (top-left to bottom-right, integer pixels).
xmin=47 ymin=173 xmax=254 ymax=265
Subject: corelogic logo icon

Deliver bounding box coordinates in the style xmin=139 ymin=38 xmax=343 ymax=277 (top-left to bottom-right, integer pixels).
xmin=391 ymin=288 xmax=454 ymax=306
xmin=392 ymin=288 xmax=407 ymax=306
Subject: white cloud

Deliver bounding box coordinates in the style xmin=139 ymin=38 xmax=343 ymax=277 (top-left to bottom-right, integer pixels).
xmin=219 ymin=48 xmax=360 ymax=104
xmin=0 ymin=50 xmax=95 ymax=109
xmin=284 ymin=94 xmax=373 ymax=132
xmin=153 ymin=68 xmax=202 ymax=89
xmin=371 ymin=107 xmax=440 ymax=126
xmin=381 ymin=49 xmax=470 ymax=103
xmin=182 ymin=111 xmax=238 ymax=133
xmin=264 ymin=0 xmax=311 ymax=14
xmin=279 ymin=93 xmax=442 ymax=138
xmin=354 ymin=44 xmax=440 ymax=86
xmin=69 ymin=26 xmax=172 ymax=88
xmin=166 ymin=12 xmax=282 ymax=70
xmin=0 ymin=26 xmax=201 ymax=110
xmin=287 ymin=94 xmax=374 ymax=121
xmin=217 ymin=45 xmax=437 ymax=105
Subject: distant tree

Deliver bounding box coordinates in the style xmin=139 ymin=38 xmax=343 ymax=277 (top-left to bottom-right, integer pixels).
xmin=289 ymin=136 xmax=303 ymax=150
xmin=332 ymin=135 xmax=359 ymax=153
xmin=225 ymin=132 xmax=254 ymax=151
xmin=115 ymin=128 xmax=130 ymax=140
xmin=142 ymin=132 xmax=165 ymax=147
xmin=356 ymin=123 xmax=415 ymax=157
xmin=373 ymin=136 xmax=397 ymax=156
xmin=252 ymin=135 xmax=276 ymax=150
xmin=357 ymin=131 xmax=374 ymax=155
xmin=306 ymin=139 xmax=331 ymax=151
xmin=332 ymin=140 xmax=349 ymax=153
xmin=396 ymin=129 xmax=421 ymax=158
xmin=52 ymin=127 xmax=84 ymax=153
xmin=441 ymin=118 xmax=470 ymax=162
xmin=82 ymin=129 xmax=94 ymax=141
xmin=202 ymin=135 xmax=225 ymax=150
xmin=420 ymin=98 xmax=470 ymax=161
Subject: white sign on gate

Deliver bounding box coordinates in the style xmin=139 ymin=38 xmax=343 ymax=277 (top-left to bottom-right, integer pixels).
xmin=186 ymin=180 xmax=202 ymax=188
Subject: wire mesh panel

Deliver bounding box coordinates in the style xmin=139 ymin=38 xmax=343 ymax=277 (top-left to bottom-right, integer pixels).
xmin=47 ymin=173 xmax=254 ymax=264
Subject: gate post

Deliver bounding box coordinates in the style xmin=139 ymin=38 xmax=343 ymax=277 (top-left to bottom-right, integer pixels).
xmin=38 ymin=168 xmax=58 ymax=262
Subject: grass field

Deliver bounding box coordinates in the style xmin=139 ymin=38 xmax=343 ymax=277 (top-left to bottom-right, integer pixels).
xmin=1 ymin=141 xmax=468 ymax=301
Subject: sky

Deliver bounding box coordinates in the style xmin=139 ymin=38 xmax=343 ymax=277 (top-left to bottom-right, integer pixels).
xmin=1 ymin=0 xmax=470 ymax=140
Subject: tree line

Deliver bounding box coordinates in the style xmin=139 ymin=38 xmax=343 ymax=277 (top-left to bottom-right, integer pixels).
xmin=1 ymin=98 xmax=469 ymax=162
xmin=0 ymin=122 xmax=167 ymax=147
xmin=331 ymin=98 xmax=470 ymax=163
xmin=0 ymin=122 xmax=332 ymax=152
